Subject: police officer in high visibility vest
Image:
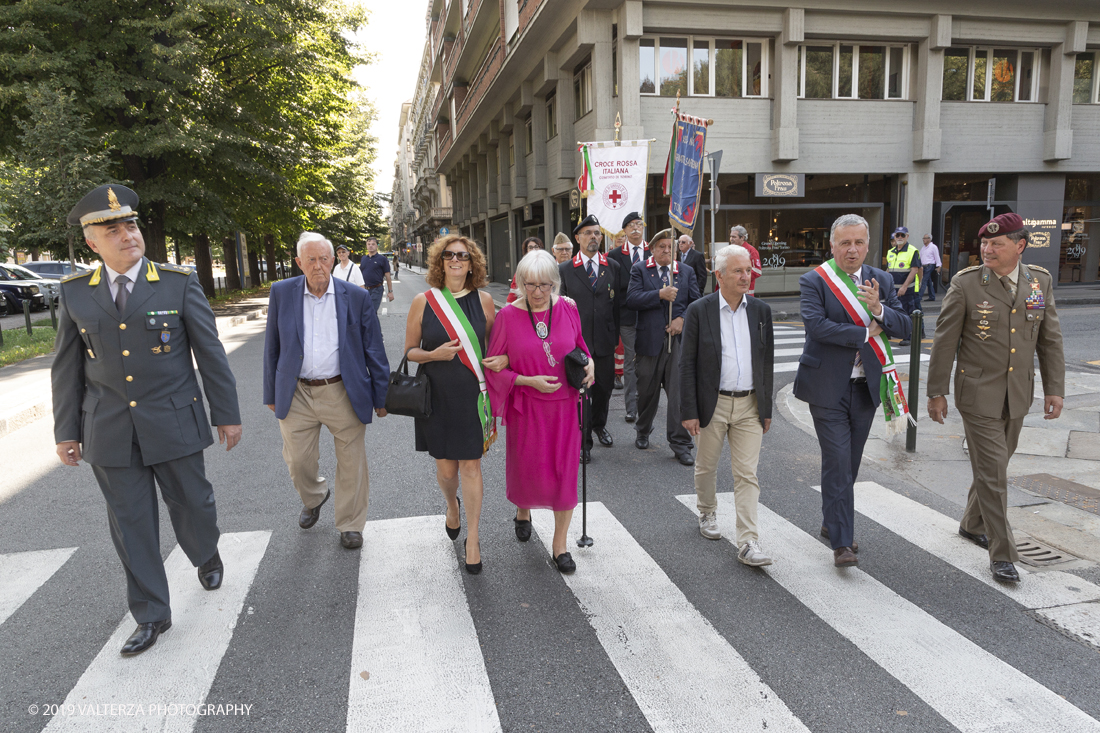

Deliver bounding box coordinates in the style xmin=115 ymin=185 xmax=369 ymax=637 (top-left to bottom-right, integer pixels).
xmin=885 ymin=226 xmax=923 ymax=345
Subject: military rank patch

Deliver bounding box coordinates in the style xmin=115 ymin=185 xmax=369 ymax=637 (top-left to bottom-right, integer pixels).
xmin=1026 ymin=282 xmax=1045 ymax=310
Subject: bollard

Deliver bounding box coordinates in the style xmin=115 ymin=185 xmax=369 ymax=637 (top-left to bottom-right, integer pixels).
xmin=48 ymin=292 xmax=57 ymax=329
xmin=24 ymin=299 xmax=32 ymax=336
xmin=906 ymin=310 xmax=923 ymax=453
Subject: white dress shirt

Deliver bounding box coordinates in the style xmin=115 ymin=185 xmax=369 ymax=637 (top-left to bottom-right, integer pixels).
xmin=579 ymin=251 xmax=599 ymax=280
xmin=300 ymin=277 xmax=340 ymax=380
xmin=333 ymin=260 xmax=365 ymax=287
xmin=717 ymin=290 xmax=754 ymax=392
xmin=103 ymin=260 xmax=143 ymax=301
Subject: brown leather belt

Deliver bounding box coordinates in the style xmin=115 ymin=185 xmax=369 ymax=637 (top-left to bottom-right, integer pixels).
xmin=299 ymin=375 xmax=342 ymax=387
xmin=719 ymin=389 xmax=755 ymax=398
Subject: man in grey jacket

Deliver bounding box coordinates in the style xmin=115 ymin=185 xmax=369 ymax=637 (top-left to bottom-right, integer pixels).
xmin=53 ymin=184 xmax=242 ymax=656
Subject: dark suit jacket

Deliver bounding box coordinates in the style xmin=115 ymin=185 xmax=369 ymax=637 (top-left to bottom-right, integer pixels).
xmin=680 ymin=247 xmax=708 ymax=295
xmin=625 ymin=257 xmax=700 ymax=357
xmin=558 ymin=253 xmax=621 ymax=358
xmin=607 ymin=240 xmax=648 ymax=326
xmin=793 ymin=263 xmax=910 ymax=409
xmin=264 ymin=276 xmax=389 ymax=424
xmin=680 ymin=292 xmax=773 ymax=428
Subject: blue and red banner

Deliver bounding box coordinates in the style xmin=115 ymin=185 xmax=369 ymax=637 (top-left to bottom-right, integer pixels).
xmin=663 ymin=111 xmax=709 ymax=234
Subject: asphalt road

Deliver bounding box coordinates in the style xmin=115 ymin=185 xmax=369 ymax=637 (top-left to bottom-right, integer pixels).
xmin=2 ymin=270 xmax=1099 ymax=733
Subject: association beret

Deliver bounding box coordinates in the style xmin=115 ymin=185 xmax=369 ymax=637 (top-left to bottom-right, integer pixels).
xmin=67 ymin=184 xmax=140 ymax=227
xmin=649 ymin=228 xmax=674 ymax=244
xmin=573 ymin=214 xmax=600 ymax=237
xmin=621 ymin=211 xmax=643 ymax=229
xmin=979 ymin=213 xmax=1025 ymax=239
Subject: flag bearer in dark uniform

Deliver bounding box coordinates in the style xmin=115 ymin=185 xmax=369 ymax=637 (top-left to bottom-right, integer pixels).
xmin=927 ymin=213 xmax=1064 ymax=584
xmin=558 ymin=215 xmax=621 ymax=463
xmin=53 ymin=185 xmax=242 ymax=656
xmin=607 ymin=212 xmax=649 ymax=422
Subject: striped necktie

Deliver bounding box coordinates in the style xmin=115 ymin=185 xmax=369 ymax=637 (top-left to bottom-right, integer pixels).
xmin=586 ymin=260 xmax=598 ymax=289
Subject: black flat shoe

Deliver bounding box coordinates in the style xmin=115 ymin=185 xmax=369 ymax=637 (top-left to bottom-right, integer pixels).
xmin=445 ymin=497 xmax=461 ymax=541
xmin=299 ymin=488 xmax=331 ymax=529
xmin=464 ymin=539 xmax=482 ymax=575
xmin=991 ymin=560 xmax=1020 ymax=583
xmin=958 ymin=527 xmax=989 ymax=549
xmin=120 ymin=619 xmax=171 ymax=656
xmin=198 ymin=551 xmax=223 ymax=590
xmin=624 ymin=411 xmax=637 ymax=423
xmin=553 ymin=552 xmax=576 ymax=574
xmin=580 ymin=449 xmax=591 ymax=464
xmin=677 ymin=453 xmax=695 ymax=466
xmin=514 ymin=514 xmax=532 ymax=542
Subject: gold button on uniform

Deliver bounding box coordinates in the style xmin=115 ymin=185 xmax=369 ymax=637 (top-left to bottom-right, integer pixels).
xmin=80 ymin=328 xmax=86 ymax=333
xmin=1011 ymin=309 xmax=1017 ymax=314
xmin=129 ymin=401 xmax=137 ymax=407
xmin=122 ymin=350 xmax=130 ymax=356
xmin=1011 ymin=348 xmax=1016 ymax=354
xmin=1009 ymin=367 xmax=1014 ymax=372
xmin=119 ymin=323 xmax=127 ymax=330
xmin=126 ymin=376 xmax=133 ymax=382
xmin=1011 ymin=328 xmax=1015 ymax=333
xmin=960 ymin=369 xmax=965 ymax=374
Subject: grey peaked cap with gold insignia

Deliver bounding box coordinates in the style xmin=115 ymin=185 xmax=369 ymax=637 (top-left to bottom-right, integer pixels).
xmin=67 ymin=184 xmax=140 ymax=227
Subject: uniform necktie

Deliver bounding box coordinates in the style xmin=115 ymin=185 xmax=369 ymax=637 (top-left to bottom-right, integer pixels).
xmin=586 ymin=260 xmax=597 ymax=289
xmin=632 ymin=246 xmax=640 ymax=264
xmin=660 ymin=266 xmax=669 ymax=287
xmin=1000 ymin=275 xmax=1016 ymax=300
xmin=114 ymin=275 xmax=130 ymax=315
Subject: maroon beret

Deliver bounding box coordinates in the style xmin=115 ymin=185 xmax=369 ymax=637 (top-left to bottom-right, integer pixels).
xmin=979 ymin=213 xmax=1025 ymax=239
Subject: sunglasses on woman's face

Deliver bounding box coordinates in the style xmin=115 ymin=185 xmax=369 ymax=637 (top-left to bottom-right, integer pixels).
xmin=441 ymin=251 xmax=471 ymax=261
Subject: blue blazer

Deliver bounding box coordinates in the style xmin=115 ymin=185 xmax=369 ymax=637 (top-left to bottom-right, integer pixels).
xmin=793 ymin=263 xmax=910 ymax=409
xmin=263 ymin=276 xmax=390 ymax=423
xmin=625 ymin=257 xmax=700 ymax=357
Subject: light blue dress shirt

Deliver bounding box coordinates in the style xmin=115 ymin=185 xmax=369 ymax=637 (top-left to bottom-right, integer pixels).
xmin=717 ymin=290 xmax=754 ymax=392
xmin=300 ymin=277 xmax=340 ymax=379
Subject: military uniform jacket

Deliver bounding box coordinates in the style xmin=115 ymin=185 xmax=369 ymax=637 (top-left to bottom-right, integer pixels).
xmin=558 ymin=253 xmax=621 ymax=358
xmin=607 ymin=240 xmax=648 ymax=326
xmin=52 ymin=258 xmax=241 ymax=467
xmin=926 ymin=262 xmax=1064 ymax=420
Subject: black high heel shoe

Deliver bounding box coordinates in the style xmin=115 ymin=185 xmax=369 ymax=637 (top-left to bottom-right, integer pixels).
xmin=445 ymin=497 xmax=461 ymax=541
xmin=463 ymin=538 xmax=482 ymax=575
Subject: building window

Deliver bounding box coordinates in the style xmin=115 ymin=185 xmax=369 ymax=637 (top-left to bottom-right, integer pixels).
xmin=525 ymin=115 xmax=533 ymax=154
xmin=640 ymin=36 xmax=767 ymax=97
xmin=796 ymin=43 xmax=908 ymax=99
xmin=574 ymin=61 xmax=593 ymax=120
xmin=941 ymin=47 xmax=1039 ymax=102
xmin=1074 ymin=52 xmax=1099 ymax=103
xmin=546 ymin=92 xmax=557 ymax=140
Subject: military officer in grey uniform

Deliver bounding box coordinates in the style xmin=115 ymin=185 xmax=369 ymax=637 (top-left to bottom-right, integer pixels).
xmin=53 ymin=184 xmax=242 ymax=656
xmin=927 ymin=212 xmax=1064 ymax=584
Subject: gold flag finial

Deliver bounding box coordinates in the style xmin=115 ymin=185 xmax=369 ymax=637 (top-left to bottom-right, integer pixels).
xmin=614 ymin=112 xmax=621 ymax=143
xmin=107 ymin=187 xmax=122 ymax=212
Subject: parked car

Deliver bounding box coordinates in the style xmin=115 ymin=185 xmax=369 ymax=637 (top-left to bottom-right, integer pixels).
xmin=19 ymin=260 xmax=93 ymax=280
xmin=3 ymin=263 xmax=60 ymax=306
xmin=0 ymin=266 xmax=46 ymax=314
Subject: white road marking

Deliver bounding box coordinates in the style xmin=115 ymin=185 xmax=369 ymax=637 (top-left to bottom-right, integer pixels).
xmin=0 ymin=547 xmax=76 ymax=627
xmin=775 ymin=353 xmax=929 ymax=372
xmin=45 ymin=531 xmax=271 ymax=732
xmin=676 ymin=494 xmax=1100 ymax=733
xmin=530 ymin=503 xmax=809 ymax=733
xmin=775 ymin=348 xmax=805 ymax=358
xmin=347 ymin=515 xmax=501 ymax=733
xmin=774 ymin=337 xmax=805 ymax=345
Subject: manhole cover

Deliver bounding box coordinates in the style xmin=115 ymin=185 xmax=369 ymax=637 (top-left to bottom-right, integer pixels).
xmin=1014 ymin=535 xmax=1077 ymax=567
xmin=1009 ymin=473 xmax=1100 ymax=516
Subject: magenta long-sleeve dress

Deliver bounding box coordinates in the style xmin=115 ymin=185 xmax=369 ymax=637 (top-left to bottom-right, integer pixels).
xmin=486 ymin=297 xmax=591 ymax=511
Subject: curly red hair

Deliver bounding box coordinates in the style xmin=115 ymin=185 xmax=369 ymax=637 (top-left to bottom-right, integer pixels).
xmin=425 ymin=234 xmax=488 ymax=290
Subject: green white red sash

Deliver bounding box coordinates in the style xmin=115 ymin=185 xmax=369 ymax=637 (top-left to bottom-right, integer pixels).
xmin=815 ymin=260 xmax=914 ymax=426
xmin=425 ymin=288 xmax=497 ymax=452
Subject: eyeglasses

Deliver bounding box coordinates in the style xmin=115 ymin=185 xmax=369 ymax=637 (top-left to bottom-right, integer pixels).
xmin=523 ymin=282 xmax=553 ymax=293
xmin=441 ymin=251 xmax=471 ymax=261
xmin=627 ymin=222 xmax=645 ymax=230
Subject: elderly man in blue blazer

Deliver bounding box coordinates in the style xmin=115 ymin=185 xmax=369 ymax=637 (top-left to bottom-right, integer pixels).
xmin=794 ymin=214 xmax=910 ymax=568
xmin=264 ymin=232 xmax=389 ymax=550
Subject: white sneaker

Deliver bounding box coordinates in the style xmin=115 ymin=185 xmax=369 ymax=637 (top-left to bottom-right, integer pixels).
xmin=738 ymin=540 xmax=773 ymax=566
xmin=699 ymin=512 xmax=721 ymax=540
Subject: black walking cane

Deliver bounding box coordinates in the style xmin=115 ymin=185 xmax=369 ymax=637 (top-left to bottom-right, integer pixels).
xmin=577 ymin=384 xmax=593 ymax=548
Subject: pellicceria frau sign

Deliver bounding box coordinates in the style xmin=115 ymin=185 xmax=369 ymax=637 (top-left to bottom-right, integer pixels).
xmin=756 ymin=174 xmax=805 ymax=197
xmin=1028 ymin=231 xmax=1051 ymax=248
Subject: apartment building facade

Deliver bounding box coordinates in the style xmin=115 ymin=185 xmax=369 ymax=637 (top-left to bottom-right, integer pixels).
xmin=391 ymin=0 xmax=1100 ymax=292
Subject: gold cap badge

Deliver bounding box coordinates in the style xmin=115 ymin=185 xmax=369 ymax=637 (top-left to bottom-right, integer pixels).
xmin=107 ymin=187 xmax=122 ymax=211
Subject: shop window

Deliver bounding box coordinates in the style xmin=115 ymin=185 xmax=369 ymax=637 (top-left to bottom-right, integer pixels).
xmin=798 ymin=43 xmax=906 ymax=99
xmin=640 ymin=36 xmax=767 ymax=97
xmin=942 ymin=47 xmax=1040 ymax=102
xmin=545 ymin=92 xmax=557 ymax=140
xmin=1074 ymin=52 xmax=1098 ymax=104
xmin=574 ymin=61 xmax=593 ymax=120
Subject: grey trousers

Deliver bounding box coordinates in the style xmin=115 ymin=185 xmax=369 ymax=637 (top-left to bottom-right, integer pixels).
xmin=91 ymin=436 xmax=220 ymax=624
xmin=635 ymin=339 xmax=693 ymax=456
xmin=620 ymin=323 xmax=639 ymax=414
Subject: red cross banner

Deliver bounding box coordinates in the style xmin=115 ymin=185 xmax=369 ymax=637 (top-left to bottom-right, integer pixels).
xmin=577 ymin=139 xmax=652 ymax=237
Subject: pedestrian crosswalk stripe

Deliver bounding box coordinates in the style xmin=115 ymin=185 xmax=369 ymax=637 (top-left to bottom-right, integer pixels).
xmin=814 ymin=481 xmax=1100 ymax=651
xmin=774 ymin=348 xmax=805 ymax=358
xmin=530 ymin=503 xmax=810 ymax=733
xmin=774 ymin=353 xmax=929 ymax=373
xmin=676 ymin=494 xmax=1100 ymax=733
xmin=347 ymin=515 xmax=501 ymax=733
xmin=774 ymin=337 xmax=805 ymax=345
xmin=44 ymin=531 xmax=271 ymax=733
xmin=0 ymin=547 xmax=76 ymax=628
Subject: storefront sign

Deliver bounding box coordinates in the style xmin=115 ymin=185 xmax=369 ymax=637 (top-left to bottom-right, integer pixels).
xmin=1029 ymin=231 xmax=1051 ymax=248
xmin=756 ymin=174 xmax=805 ymax=198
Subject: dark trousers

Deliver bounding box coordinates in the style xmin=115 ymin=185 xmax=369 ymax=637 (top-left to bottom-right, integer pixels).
xmin=584 ymin=353 xmax=615 ymax=450
xmin=635 ymin=339 xmax=693 ymax=456
xmin=897 ymin=288 xmax=924 ymax=339
xmin=367 ymin=285 xmax=384 ymax=314
xmin=959 ymin=404 xmax=1024 ymax=563
xmin=921 ymin=264 xmax=938 ymax=299
xmin=809 ymin=382 xmax=876 ymax=550
xmin=91 ymin=435 xmax=220 ymax=624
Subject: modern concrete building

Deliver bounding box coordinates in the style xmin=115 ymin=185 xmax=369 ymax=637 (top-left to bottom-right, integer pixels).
xmin=394 ymin=0 xmax=1100 ymax=292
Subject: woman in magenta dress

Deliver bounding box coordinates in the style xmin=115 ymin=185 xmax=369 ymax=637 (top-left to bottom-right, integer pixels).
xmin=486 ymin=250 xmax=595 ymax=573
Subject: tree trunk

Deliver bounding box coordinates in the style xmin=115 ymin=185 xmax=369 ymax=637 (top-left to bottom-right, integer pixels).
xmin=264 ymin=233 xmax=278 ymax=283
xmin=194 ymin=234 xmax=215 ymax=298
xmin=223 ymin=236 xmax=241 ymax=291
xmin=247 ymin=248 xmax=260 ymax=288
xmin=29 ymin=247 xmax=40 ymax=261
xmin=144 ymin=199 xmax=168 ymax=263
xmin=67 ymin=231 xmax=77 ymax=274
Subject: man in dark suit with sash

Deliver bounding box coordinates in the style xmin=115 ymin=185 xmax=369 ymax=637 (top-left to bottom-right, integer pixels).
xmin=559 ymin=215 xmax=621 ymax=463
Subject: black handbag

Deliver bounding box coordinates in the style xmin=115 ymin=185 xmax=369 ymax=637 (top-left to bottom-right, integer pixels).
xmin=384 ymin=349 xmax=432 ymax=419
xmin=563 ymin=348 xmax=590 ymax=392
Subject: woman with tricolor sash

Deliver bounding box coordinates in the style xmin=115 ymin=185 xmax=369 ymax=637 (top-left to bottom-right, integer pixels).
xmin=404 ymin=235 xmax=505 ymax=575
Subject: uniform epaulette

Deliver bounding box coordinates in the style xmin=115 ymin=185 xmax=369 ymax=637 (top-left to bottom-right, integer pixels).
xmin=955 ymin=265 xmax=982 ymax=276
xmin=61 ymin=269 xmax=94 ymax=283
xmin=157 ymin=262 xmax=192 ymax=274
xmin=1026 ymin=264 xmax=1051 ymax=275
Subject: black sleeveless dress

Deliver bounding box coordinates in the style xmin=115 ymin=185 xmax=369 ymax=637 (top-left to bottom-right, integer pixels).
xmin=414 ymin=290 xmax=487 ymax=460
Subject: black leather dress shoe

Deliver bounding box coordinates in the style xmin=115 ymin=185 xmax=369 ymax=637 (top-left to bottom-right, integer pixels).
xmin=635 ymin=435 xmax=649 ymax=450
xmin=614 ymin=376 xmax=624 ymax=390
xmin=198 ymin=551 xmax=223 ymax=590
xmin=514 ymin=514 xmax=532 ymax=542
xmin=677 ymin=453 xmax=695 ymax=466
xmin=820 ymin=526 xmax=858 ymax=553
xmin=121 ymin=619 xmax=171 ymax=656
xmin=340 ymin=531 xmax=363 ymax=549
xmin=958 ymin=527 xmax=990 ymax=549
xmin=299 ymin=489 xmax=331 ymax=529
xmin=580 ymin=449 xmax=591 ymax=464
xmin=991 ymin=561 xmax=1020 ymax=583
xmin=898 ymin=339 xmax=911 ymax=347
xmin=554 ymin=552 xmax=576 ymax=574
xmin=596 ymin=427 xmax=613 ymax=447
xmin=624 ymin=411 xmax=637 ymax=423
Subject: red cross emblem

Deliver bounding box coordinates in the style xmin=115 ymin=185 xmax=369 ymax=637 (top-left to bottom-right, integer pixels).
xmin=603 ymin=182 xmax=627 ymax=210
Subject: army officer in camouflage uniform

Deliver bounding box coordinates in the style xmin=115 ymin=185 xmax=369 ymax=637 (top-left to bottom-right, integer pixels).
xmin=53 ymin=185 xmax=242 ymax=656
xmin=926 ymin=213 xmax=1064 ymax=584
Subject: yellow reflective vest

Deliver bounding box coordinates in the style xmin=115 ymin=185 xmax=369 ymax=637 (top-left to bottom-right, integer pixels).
xmin=886 ymin=245 xmax=921 ymax=290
